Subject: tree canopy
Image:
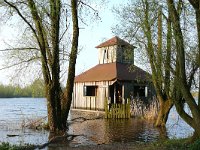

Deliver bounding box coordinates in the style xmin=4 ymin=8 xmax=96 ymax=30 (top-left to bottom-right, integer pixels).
xmin=113 ymin=0 xmax=199 ymax=138
xmin=0 ymin=0 xmax=100 ymax=132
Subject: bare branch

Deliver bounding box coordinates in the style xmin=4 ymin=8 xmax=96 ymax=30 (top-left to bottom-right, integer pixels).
xmin=0 ymin=57 xmax=40 ymax=71
xmin=177 ymin=0 xmax=183 ymax=15
xmin=3 ymin=0 xmax=39 ymax=42
xmin=78 ymin=15 xmax=88 ymax=26
xmin=187 ymin=65 xmax=199 ymax=89
xmin=0 ymin=47 xmax=40 ymax=52
xmin=78 ymin=1 xmax=98 ymax=14
xmin=59 ymin=22 xmax=70 ymax=42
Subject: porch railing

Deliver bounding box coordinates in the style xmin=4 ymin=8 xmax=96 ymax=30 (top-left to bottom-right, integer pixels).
xmin=104 ymin=98 xmax=130 ymax=119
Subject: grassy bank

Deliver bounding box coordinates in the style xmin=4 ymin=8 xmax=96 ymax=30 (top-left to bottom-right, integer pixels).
xmin=76 ymin=138 xmax=200 ymax=150
xmin=143 ymin=138 xmax=200 ymax=150
xmin=1 ymin=138 xmax=200 ymax=150
xmin=145 ymin=138 xmax=189 ymax=150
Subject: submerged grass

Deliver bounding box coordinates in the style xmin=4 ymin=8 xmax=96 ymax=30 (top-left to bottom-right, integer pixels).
xmin=0 ymin=142 xmax=35 ymax=150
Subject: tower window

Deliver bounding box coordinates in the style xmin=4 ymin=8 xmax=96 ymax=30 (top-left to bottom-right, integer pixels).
xmin=104 ymin=49 xmax=109 ymax=59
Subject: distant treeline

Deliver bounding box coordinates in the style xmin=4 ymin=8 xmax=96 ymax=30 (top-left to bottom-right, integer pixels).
xmin=0 ymin=79 xmax=45 ymax=98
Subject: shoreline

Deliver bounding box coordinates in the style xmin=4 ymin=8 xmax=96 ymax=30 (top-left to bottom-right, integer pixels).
xmin=0 ymin=109 xmax=194 ymax=149
xmin=0 ymin=138 xmax=191 ymax=150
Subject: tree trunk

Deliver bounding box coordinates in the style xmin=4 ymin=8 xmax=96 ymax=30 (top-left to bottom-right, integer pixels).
xmin=46 ymin=86 xmax=57 ymax=131
xmin=3 ymin=0 xmax=79 ymax=133
xmin=142 ymin=0 xmax=173 ymax=127
xmin=46 ymin=83 xmax=62 ymax=131
xmin=155 ymin=96 xmax=173 ymax=127
xmin=194 ymin=5 xmax=200 ymax=109
xmin=61 ymin=0 xmax=79 ymax=129
xmin=167 ymin=0 xmax=200 ymax=138
xmin=174 ymin=91 xmax=200 ymax=138
xmin=188 ymin=0 xmax=200 ymax=138
xmin=49 ymin=0 xmax=62 ymax=131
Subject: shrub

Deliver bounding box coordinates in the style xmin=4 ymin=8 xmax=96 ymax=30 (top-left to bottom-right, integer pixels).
xmin=189 ymin=139 xmax=200 ymax=150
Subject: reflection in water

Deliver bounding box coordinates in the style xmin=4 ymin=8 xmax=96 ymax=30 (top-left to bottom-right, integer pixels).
xmin=67 ymin=118 xmax=160 ymax=146
xmin=104 ymin=119 xmax=159 ymax=143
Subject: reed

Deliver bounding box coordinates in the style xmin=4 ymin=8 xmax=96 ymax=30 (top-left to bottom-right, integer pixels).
xmin=130 ymin=96 xmax=159 ymax=120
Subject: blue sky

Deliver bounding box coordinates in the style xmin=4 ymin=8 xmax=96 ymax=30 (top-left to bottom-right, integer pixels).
xmin=0 ymin=0 xmax=126 ymax=85
xmin=76 ymin=0 xmax=126 ymax=74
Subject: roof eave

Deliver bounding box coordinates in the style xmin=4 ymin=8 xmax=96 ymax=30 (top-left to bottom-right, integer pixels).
xmin=74 ymin=77 xmax=117 ymax=83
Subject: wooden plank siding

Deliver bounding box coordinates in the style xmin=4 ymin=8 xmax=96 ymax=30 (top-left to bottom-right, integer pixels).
xmin=98 ymin=45 xmax=117 ymax=64
xmin=97 ymin=45 xmax=134 ymax=65
xmin=73 ymin=81 xmax=114 ymax=111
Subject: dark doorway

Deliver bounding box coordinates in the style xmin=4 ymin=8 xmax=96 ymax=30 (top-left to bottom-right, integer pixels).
xmin=134 ymin=86 xmax=145 ymax=97
xmin=109 ymin=82 xmax=122 ymax=104
xmin=115 ymin=83 xmax=122 ymax=104
xmin=109 ymin=84 xmax=114 ymax=104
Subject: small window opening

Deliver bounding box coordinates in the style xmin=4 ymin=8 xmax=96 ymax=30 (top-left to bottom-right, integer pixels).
xmin=134 ymin=86 xmax=145 ymax=97
xmin=104 ymin=49 xmax=109 ymax=59
xmin=84 ymin=86 xmax=97 ymax=96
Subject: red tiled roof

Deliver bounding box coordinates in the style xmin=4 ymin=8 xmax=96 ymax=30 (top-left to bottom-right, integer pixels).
xmin=95 ymin=36 xmax=135 ymax=48
xmin=75 ymin=62 xmax=151 ymax=82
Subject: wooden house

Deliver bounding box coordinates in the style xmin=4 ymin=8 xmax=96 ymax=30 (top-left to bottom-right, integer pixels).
xmin=72 ymin=36 xmax=154 ymax=111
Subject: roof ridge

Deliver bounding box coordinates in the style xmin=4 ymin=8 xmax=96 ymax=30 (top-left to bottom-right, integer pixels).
xmin=95 ymin=36 xmax=135 ymax=48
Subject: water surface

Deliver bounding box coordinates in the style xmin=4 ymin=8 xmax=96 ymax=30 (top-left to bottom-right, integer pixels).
xmin=0 ymin=98 xmax=194 ymax=147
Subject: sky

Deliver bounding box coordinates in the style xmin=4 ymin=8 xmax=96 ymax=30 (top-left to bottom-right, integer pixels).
xmin=0 ymin=0 xmax=127 ymax=85
xmin=76 ymin=0 xmax=127 ymax=73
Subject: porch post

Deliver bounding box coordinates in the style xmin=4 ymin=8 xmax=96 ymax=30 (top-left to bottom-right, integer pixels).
xmin=145 ymin=86 xmax=148 ymax=97
xmin=122 ymin=84 xmax=124 ymax=104
xmin=114 ymin=85 xmax=116 ymax=104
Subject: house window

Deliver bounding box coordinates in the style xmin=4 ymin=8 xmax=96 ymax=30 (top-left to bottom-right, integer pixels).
xmin=84 ymin=86 xmax=97 ymax=96
xmin=134 ymin=86 xmax=145 ymax=97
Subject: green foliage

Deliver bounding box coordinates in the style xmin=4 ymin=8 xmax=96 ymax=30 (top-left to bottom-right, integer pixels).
xmin=0 ymin=79 xmax=45 ymax=98
xmin=0 ymin=142 xmax=35 ymax=150
xmin=189 ymin=139 xmax=200 ymax=150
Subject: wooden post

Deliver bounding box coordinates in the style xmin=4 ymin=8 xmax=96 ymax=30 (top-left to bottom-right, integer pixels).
xmin=105 ymin=98 xmax=108 ymax=118
xmin=104 ymin=98 xmax=130 ymax=119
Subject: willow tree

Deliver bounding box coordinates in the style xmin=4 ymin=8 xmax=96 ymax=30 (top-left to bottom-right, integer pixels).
xmin=188 ymin=0 xmax=200 ymax=107
xmin=142 ymin=1 xmax=173 ymax=127
xmin=1 ymin=0 xmax=79 ymax=132
xmin=167 ymin=0 xmax=200 ymax=139
xmin=113 ymin=0 xmax=173 ymax=127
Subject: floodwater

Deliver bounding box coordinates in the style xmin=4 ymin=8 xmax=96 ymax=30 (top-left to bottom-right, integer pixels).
xmin=0 ymin=98 xmax=194 ymax=148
